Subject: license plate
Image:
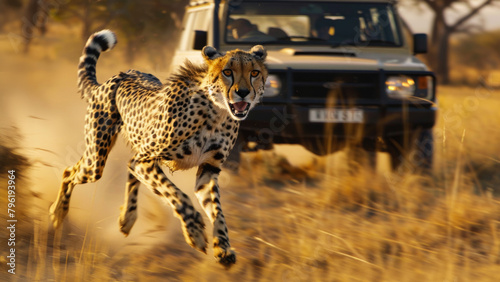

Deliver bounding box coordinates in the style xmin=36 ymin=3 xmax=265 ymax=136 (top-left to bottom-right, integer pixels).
xmin=309 ymin=108 xmax=364 ymax=123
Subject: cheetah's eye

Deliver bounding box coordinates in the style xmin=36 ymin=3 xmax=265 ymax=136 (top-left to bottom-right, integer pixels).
xmin=251 ymin=70 xmax=260 ymax=77
xmin=223 ymin=69 xmax=232 ymax=77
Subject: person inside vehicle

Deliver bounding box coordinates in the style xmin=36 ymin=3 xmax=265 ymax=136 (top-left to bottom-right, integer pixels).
xmin=228 ymin=18 xmax=276 ymax=42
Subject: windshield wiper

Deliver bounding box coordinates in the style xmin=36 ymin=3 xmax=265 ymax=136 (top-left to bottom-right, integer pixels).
xmin=329 ymin=40 xmax=358 ymax=48
xmin=330 ymin=39 xmax=398 ymax=48
xmin=286 ymin=36 xmax=329 ymax=42
xmin=363 ymin=40 xmax=398 ymax=46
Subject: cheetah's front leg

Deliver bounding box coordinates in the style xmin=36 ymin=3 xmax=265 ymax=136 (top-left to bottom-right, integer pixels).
xmin=195 ymin=163 xmax=236 ymax=267
xmin=129 ymin=157 xmax=208 ymax=253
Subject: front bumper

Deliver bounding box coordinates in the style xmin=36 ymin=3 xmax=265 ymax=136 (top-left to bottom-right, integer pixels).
xmin=240 ymin=103 xmax=437 ymax=142
xmin=239 ymin=68 xmax=437 ymax=147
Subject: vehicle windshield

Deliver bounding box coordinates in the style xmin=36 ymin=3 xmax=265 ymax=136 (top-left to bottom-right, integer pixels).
xmin=225 ymin=1 xmax=402 ymax=47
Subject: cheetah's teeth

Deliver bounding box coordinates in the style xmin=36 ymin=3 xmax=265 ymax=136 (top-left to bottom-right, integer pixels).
xmin=228 ymin=101 xmax=250 ymax=119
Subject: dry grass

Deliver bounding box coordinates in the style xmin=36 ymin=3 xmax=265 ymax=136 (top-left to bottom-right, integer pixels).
xmin=1 ymin=26 xmax=500 ymax=281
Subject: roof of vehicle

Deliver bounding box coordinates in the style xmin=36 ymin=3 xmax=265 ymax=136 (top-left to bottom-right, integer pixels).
xmin=189 ymin=0 xmax=397 ymax=7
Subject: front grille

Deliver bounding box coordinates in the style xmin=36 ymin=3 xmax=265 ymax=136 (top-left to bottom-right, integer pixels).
xmin=291 ymin=71 xmax=380 ymax=104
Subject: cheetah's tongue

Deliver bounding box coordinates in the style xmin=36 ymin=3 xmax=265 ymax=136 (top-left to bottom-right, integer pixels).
xmin=233 ymin=102 xmax=248 ymax=112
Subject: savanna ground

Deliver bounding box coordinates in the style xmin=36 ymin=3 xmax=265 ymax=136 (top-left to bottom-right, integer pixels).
xmin=1 ymin=27 xmax=500 ymax=281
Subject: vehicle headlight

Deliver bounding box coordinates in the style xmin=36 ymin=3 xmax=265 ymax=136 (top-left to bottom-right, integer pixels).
xmin=263 ymin=74 xmax=281 ymax=97
xmin=386 ymin=75 xmax=415 ymax=99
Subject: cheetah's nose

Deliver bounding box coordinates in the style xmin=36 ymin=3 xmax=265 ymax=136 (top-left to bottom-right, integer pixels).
xmin=235 ymin=88 xmax=250 ymax=98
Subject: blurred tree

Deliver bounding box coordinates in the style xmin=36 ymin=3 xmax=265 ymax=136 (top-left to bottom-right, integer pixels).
xmin=0 ymin=0 xmax=23 ymax=32
xmin=53 ymin=0 xmax=118 ymax=40
xmin=411 ymin=0 xmax=500 ymax=84
xmin=20 ymin=0 xmax=49 ymax=53
xmin=52 ymin=0 xmax=188 ymax=65
xmin=110 ymin=0 xmax=187 ymax=65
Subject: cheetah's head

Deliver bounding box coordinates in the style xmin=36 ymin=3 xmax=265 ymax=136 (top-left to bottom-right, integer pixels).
xmin=202 ymin=45 xmax=268 ymax=121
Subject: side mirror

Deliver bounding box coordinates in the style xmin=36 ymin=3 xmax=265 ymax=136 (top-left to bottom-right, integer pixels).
xmin=193 ymin=30 xmax=207 ymax=50
xmin=413 ymin=33 xmax=427 ymax=54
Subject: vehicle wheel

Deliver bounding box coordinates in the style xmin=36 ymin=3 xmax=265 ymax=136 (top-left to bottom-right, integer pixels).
xmin=346 ymin=147 xmax=377 ymax=169
xmin=387 ymin=129 xmax=433 ymax=172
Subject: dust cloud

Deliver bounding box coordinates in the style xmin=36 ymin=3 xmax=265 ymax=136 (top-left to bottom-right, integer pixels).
xmin=0 ymin=40 xmax=202 ymax=254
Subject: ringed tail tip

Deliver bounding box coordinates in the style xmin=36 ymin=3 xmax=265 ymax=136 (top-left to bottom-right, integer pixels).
xmin=87 ymin=29 xmax=117 ymax=52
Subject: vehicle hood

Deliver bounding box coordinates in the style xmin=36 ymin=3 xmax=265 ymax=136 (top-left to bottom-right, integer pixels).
xmin=265 ymin=47 xmax=428 ymax=72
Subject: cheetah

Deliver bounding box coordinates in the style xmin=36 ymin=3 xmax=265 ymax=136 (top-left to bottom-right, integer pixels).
xmin=49 ymin=29 xmax=268 ymax=267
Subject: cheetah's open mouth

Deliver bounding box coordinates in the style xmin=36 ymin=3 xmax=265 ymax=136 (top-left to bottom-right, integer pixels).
xmin=229 ymin=101 xmax=250 ymax=119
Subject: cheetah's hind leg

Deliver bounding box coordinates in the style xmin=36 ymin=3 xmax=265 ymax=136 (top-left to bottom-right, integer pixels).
xmin=49 ymin=167 xmax=76 ymax=229
xmin=119 ymin=172 xmax=140 ymax=235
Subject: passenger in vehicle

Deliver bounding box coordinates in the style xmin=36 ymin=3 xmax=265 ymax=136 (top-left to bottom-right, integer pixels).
xmin=312 ymin=18 xmax=337 ymax=40
xmin=228 ymin=18 xmax=276 ymax=42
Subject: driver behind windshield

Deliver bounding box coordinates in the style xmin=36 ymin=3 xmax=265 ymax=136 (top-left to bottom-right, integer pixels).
xmin=313 ymin=17 xmax=361 ymax=44
xmin=312 ymin=18 xmax=336 ymax=41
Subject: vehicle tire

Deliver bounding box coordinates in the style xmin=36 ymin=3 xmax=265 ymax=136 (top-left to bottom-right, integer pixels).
xmin=387 ymin=129 xmax=433 ymax=172
xmin=346 ymin=147 xmax=377 ymax=169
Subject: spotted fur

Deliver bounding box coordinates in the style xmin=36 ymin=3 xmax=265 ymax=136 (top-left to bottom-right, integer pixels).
xmin=49 ymin=29 xmax=267 ymax=267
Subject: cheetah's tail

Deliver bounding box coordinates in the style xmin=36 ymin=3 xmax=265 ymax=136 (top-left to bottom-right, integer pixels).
xmin=77 ymin=29 xmax=117 ymax=102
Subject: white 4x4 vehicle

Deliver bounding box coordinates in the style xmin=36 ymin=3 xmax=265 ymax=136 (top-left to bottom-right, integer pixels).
xmin=171 ymin=0 xmax=437 ymax=170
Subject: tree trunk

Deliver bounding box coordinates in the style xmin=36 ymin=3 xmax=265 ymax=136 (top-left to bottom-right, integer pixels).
xmin=436 ymin=30 xmax=451 ymax=84
xmin=427 ymin=8 xmax=450 ymax=84
xmin=422 ymin=0 xmax=496 ymax=84
xmin=82 ymin=4 xmax=91 ymax=41
xmin=21 ymin=0 xmax=39 ymax=53
xmin=36 ymin=0 xmax=48 ymax=36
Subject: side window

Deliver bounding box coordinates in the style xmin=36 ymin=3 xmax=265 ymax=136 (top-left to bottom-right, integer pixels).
xmin=180 ymin=8 xmax=211 ymax=51
xmin=179 ymin=11 xmax=196 ymax=51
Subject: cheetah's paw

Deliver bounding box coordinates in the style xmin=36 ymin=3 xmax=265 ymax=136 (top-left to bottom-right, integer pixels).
xmin=213 ymin=238 xmax=236 ymax=268
xmin=118 ymin=206 xmax=138 ymax=236
xmin=49 ymin=200 xmax=67 ymax=229
xmin=181 ymin=211 xmax=208 ymax=254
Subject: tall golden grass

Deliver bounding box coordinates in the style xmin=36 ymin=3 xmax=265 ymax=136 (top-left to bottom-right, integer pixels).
xmin=1 ymin=27 xmax=500 ymax=281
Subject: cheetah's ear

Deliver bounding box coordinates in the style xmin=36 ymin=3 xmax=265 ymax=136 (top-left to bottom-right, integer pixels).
xmin=202 ymin=46 xmax=223 ymax=61
xmin=250 ymin=45 xmax=267 ymax=61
